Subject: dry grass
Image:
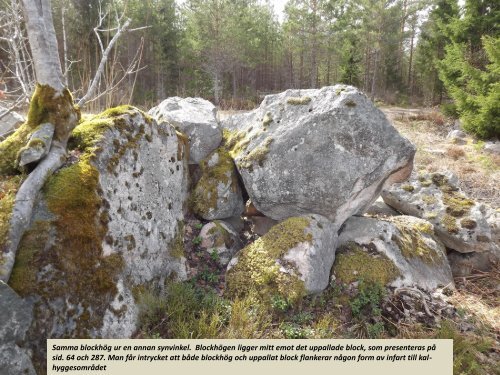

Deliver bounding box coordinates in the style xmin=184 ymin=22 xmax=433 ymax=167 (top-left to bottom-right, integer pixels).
xmin=451 ymin=265 xmax=500 ymax=333
xmin=446 ymin=145 xmax=466 ymax=160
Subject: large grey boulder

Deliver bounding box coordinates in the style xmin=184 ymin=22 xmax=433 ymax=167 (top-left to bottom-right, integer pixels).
xmin=7 ymin=107 xmax=188 ymax=369
xmin=222 ymin=85 xmax=415 ymax=228
xmin=191 ymin=148 xmax=244 ymax=220
xmin=226 ymin=214 xmax=337 ymax=299
xmin=335 ymin=216 xmax=454 ymax=291
xmin=0 ymin=106 xmax=24 ymax=139
xmin=0 ymin=281 xmax=35 ymax=375
xmin=382 ymin=171 xmax=499 ymax=256
xmin=149 ymin=97 xmax=222 ymax=164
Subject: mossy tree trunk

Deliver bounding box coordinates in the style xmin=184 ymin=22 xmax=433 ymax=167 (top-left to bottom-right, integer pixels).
xmin=0 ymin=0 xmax=80 ymax=282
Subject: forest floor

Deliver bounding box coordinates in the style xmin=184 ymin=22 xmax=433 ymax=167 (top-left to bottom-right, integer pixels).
xmin=381 ymin=106 xmax=499 ymax=207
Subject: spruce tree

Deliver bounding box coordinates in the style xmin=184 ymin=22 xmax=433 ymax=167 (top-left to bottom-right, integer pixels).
xmin=438 ymin=0 xmax=500 ymax=138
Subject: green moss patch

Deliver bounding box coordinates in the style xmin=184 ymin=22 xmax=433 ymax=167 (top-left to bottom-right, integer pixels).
xmin=10 ymin=151 xmax=124 ymax=336
xmin=0 ymin=84 xmax=80 ymax=175
xmin=226 ymin=217 xmax=311 ymax=303
xmin=0 ymin=175 xmax=24 ymax=259
xmin=333 ymin=242 xmax=400 ymax=285
xmin=27 ymin=84 xmax=80 ymax=140
xmin=0 ymin=125 xmax=32 ymax=175
xmin=223 ymin=129 xmax=250 ymax=159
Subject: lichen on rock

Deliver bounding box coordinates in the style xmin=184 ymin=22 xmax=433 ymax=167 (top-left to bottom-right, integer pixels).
xmin=382 ymin=171 xmax=499 ymax=258
xmin=336 ymin=215 xmax=454 ymax=291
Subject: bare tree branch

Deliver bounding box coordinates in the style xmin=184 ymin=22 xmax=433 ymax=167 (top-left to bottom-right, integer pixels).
xmin=77 ymin=17 xmax=131 ymax=107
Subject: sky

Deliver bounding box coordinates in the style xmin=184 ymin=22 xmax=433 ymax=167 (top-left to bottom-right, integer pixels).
xmin=267 ymin=0 xmax=288 ymax=21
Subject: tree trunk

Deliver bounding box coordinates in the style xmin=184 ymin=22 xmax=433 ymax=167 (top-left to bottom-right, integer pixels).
xmin=1 ymin=0 xmax=80 ymax=282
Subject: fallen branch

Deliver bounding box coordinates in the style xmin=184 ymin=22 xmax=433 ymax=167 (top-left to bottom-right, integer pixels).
xmin=394 ymin=287 xmax=434 ymax=317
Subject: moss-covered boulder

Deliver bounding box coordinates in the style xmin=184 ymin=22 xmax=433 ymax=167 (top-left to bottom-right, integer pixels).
xmin=199 ymin=221 xmax=242 ymax=266
xmin=191 ymin=148 xmax=244 ymax=220
xmin=221 ymin=85 xmax=415 ymax=228
xmin=226 ymin=214 xmax=337 ymax=301
xmin=382 ymin=171 xmax=499 ymax=264
xmin=148 ymin=97 xmax=222 ymax=164
xmin=7 ymin=106 xmax=188 ymax=370
xmin=335 ymin=216 xmax=453 ymax=291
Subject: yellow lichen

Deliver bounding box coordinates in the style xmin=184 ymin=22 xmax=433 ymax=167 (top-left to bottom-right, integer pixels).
xmin=443 ymin=192 xmax=474 ymax=217
xmin=238 ymin=137 xmax=273 ymax=169
xmin=286 ymin=96 xmax=311 ymax=105
xmin=402 ymin=184 xmax=415 ymax=192
xmin=333 ymin=242 xmax=400 ymax=285
xmin=422 ymin=195 xmax=437 ymax=205
xmin=389 ymin=217 xmax=442 ymax=264
xmin=226 ymin=217 xmax=311 ymax=303
xmin=262 ymin=112 xmax=273 ymax=127
xmin=429 ymin=173 xmax=474 ymax=218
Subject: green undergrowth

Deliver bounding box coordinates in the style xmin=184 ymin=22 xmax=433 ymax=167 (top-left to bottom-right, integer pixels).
xmin=136 ymin=281 xmax=343 ymax=339
xmin=399 ymin=321 xmax=497 ymax=375
xmin=136 ymin=279 xmax=498 ymax=369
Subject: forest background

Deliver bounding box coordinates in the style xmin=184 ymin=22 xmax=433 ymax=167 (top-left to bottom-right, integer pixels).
xmin=0 ymin=0 xmax=498 ymax=138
